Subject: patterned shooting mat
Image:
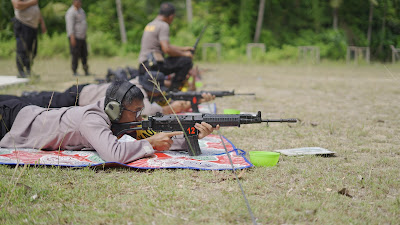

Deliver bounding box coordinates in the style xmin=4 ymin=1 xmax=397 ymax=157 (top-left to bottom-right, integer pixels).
xmin=0 ymin=134 xmax=252 ymax=170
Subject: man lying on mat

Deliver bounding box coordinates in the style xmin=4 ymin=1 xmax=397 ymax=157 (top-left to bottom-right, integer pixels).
xmin=0 ymin=81 xmax=218 ymax=163
xmin=0 ymin=72 xmax=214 ymax=116
xmin=0 ymin=73 xmax=215 ymax=116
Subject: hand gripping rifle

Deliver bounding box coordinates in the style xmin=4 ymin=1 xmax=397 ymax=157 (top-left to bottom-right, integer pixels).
xmin=163 ymin=90 xmax=255 ymax=112
xmin=111 ymin=111 xmax=297 ymax=156
xmin=191 ymin=25 xmax=207 ymax=54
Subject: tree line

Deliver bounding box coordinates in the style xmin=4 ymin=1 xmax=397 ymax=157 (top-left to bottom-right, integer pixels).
xmin=0 ymin=0 xmax=399 ymax=61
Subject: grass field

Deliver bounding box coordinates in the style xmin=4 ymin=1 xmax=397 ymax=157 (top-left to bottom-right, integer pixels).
xmin=0 ymin=58 xmax=399 ymax=224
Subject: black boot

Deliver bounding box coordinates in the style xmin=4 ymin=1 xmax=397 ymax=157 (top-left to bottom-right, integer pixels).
xmin=83 ymin=65 xmax=90 ymax=76
xmin=17 ymin=71 xmax=27 ymax=78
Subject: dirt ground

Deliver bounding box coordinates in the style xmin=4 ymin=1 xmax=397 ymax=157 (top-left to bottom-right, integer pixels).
xmin=0 ymin=58 xmax=399 ymax=224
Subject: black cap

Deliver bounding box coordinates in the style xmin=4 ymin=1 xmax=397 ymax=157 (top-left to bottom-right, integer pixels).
xmin=139 ymin=71 xmax=168 ymax=93
xmin=159 ymin=2 xmax=175 ymax=17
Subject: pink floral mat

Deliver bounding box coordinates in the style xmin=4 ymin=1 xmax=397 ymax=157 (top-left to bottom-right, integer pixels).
xmin=0 ymin=134 xmax=252 ymax=170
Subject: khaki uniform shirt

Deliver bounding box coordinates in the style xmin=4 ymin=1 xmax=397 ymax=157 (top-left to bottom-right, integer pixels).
xmin=14 ymin=1 xmax=40 ymax=28
xmin=65 ymin=5 xmax=87 ymax=39
xmin=138 ymin=18 xmax=170 ymax=63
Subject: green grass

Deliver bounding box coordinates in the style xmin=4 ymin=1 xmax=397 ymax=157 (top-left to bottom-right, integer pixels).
xmin=1 ymin=58 xmax=400 ymax=224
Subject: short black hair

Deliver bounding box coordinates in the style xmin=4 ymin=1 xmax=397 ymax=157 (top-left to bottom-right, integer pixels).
xmin=159 ymin=2 xmax=175 ymax=17
xmin=105 ymin=81 xmax=144 ymax=108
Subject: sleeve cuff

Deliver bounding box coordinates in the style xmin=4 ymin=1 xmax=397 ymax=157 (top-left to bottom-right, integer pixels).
xmin=142 ymin=141 xmax=155 ymax=157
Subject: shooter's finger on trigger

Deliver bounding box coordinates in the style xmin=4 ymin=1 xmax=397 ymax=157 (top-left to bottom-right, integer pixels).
xmin=167 ymin=131 xmax=183 ymax=137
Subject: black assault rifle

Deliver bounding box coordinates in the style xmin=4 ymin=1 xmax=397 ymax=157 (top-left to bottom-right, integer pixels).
xmin=111 ymin=111 xmax=297 ymax=156
xmin=151 ymin=90 xmax=255 ymax=112
xmin=172 ymin=90 xmax=255 ymax=112
xmin=191 ymin=25 xmax=207 ymax=54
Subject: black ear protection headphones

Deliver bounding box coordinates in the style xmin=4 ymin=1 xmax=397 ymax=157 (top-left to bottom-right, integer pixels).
xmin=104 ymin=82 xmax=136 ymax=122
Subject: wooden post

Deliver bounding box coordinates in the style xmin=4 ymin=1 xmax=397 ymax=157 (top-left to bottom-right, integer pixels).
xmin=346 ymin=46 xmax=370 ymax=64
xmin=247 ymin=43 xmax=265 ymax=61
xmin=202 ymin=43 xmax=221 ymax=61
xmin=390 ymin=45 xmax=400 ymax=64
xmin=298 ymin=46 xmax=320 ymax=64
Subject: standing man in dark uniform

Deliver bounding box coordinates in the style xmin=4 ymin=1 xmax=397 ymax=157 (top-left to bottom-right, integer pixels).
xmin=12 ymin=0 xmax=47 ymax=78
xmin=138 ymin=2 xmax=194 ymax=91
xmin=65 ymin=0 xmax=89 ymax=76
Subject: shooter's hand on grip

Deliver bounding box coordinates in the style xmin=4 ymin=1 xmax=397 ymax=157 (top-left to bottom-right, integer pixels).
xmin=183 ymin=46 xmax=195 ymax=52
xmin=146 ymin=131 xmax=183 ymax=151
xmin=199 ymin=92 xmax=216 ymax=103
xmin=196 ymin=122 xmax=219 ymax=139
xmin=183 ymin=51 xmax=193 ymax=59
xmin=162 ymin=101 xmax=191 ymax=114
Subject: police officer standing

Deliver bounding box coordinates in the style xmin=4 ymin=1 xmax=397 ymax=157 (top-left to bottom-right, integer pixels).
xmin=65 ymin=0 xmax=90 ymax=76
xmin=11 ymin=0 xmax=47 ymax=78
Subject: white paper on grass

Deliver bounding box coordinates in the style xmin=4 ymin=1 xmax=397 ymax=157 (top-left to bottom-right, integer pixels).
xmin=274 ymin=147 xmax=335 ymax=156
xmin=0 ymin=75 xmax=29 ymax=88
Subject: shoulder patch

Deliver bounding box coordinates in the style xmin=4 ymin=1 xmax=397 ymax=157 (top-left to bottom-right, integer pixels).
xmin=145 ymin=25 xmax=156 ymax=32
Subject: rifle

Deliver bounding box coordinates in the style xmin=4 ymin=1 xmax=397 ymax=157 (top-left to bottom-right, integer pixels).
xmin=191 ymin=25 xmax=207 ymax=54
xmin=111 ymin=111 xmax=297 ymax=156
xmin=153 ymin=90 xmax=255 ymax=112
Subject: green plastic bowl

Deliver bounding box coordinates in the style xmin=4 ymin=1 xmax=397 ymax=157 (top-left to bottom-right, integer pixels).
xmin=195 ymin=81 xmax=203 ymax=88
xmin=249 ymin=151 xmax=280 ymax=167
xmin=224 ymin=109 xmax=240 ymax=114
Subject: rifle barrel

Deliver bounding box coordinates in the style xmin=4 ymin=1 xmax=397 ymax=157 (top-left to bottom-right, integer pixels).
xmin=235 ymin=93 xmax=256 ymax=96
xmin=262 ymin=119 xmax=297 ymax=123
xmin=193 ymin=25 xmax=208 ymax=51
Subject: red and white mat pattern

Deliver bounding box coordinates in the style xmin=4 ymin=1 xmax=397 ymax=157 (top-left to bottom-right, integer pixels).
xmin=0 ymin=134 xmax=251 ymax=170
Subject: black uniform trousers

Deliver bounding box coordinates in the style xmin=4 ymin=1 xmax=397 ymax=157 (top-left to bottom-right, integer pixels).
xmin=139 ymin=56 xmax=193 ymax=91
xmin=13 ymin=18 xmax=38 ymax=77
xmin=0 ymin=84 xmax=87 ymax=139
xmin=0 ymin=84 xmax=87 ymax=109
xmin=0 ymin=99 xmax=29 ymax=140
xmin=69 ymin=37 xmax=88 ymax=74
